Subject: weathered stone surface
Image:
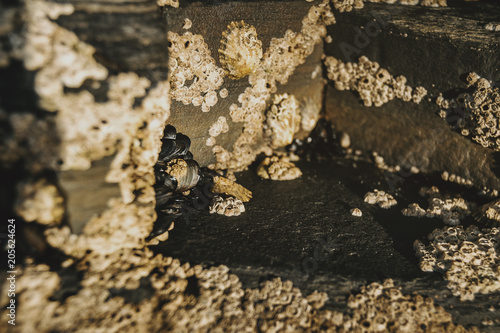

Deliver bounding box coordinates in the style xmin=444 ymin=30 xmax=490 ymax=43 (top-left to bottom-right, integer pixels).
xmin=324 ymin=1 xmax=500 ymax=190
xmin=164 ymin=0 xmax=324 ymax=166
xmin=57 ymin=156 xmax=121 ymax=233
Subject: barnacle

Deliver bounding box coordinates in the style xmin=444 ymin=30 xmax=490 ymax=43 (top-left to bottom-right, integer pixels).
xmin=209 ymin=195 xmax=245 ymax=216
xmin=218 ymin=21 xmax=263 ymax=80
xmin=350 ymin=208 xmax=362 ymax=216
xmin=265 ymin=93 xmax=302 ymax=148
xmin=300 ymin=97 xmax=321 ymax=132
xmin=163 ymin=158 xmax=200 ymax=193
xmin=257 ymin=156 xmax=302 ymax=181
xmin=211 ymin=175 xmax=252 ymax=202
xmin=364 ymin=190 xmax=397 ymax=209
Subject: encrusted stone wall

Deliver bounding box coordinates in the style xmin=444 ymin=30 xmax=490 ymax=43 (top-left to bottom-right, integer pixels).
xmin=1 ymin=0 xmax=499 ymax=332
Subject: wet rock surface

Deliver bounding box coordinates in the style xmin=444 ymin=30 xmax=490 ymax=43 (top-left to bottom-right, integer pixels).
xmin=157 ymin=157 xmax=441 ymax=282
xmin=155 ymin=155 xmax=500 ymax=330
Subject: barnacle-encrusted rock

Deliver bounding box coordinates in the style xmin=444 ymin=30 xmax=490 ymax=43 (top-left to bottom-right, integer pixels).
xmin=213 ymin=3 xmax=335 ymax=172
xmin=218 ymin=21 xmax=263 ymax=80
xmin=265 ymin=93 xmax=302 ymax=148
xmin=437 ymin=73 xmax=500 ymax=150
xmin=209 ymin=195 xmax=245 ymax=216
xmin=14 ymin=178 xmax=64 ymax=226
xmin=402 ymin=186 xmax=475 ymax=225
xmin=334 ymin=279 xmax=477 ymax=332
xmin=414 ymin=225 xmax=500 ymax=301
xmin=324 ymin=55 xmax=427 ymax=107
xmin=364 ymin=189 xmax=397 ymax=208
xmin=211 ymin=175 xmax=252 ymax=202
xmin=257 ymin=156 xmax=302 ymax=181
xmin=0 ymin=249 xmax=335 ymax=332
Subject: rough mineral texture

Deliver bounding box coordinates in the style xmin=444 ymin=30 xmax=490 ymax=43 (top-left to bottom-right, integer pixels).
xmin=2 ymin=0 xmax=500 ymax=332
xmin=415 ymin=225 xmax=500 ymax=301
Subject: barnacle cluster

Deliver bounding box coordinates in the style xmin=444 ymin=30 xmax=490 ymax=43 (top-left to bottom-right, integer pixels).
xmin=219 ymin=21 xmax=263 ymax=80
xmin=168 ymin=31 xmax=225 ymax=112
xmin=14 ymin=178 xmax=64 ymax=226
xmin=212 ymin=2 xmax=335 ymax=172
xmin=1 ymin=249 xmax=323 ymax=331
xmin=331 ymin=0 xmax=364 ymax=12
xmin=265 ymin=93 xmax=302 ymax=148
xmin=206 ymin=116 xmax=229 ymax=147
xmin=364 ymin=189 xmax=397 ymax=208
xmin=402 ymin=186 xmax=475 ymax=225
xmin=257 ymin=156 xmax=302 ymax=181
xmin=414 ymin=225 xmax=500 ymax=301
xmin=337 ymin=280 xmax=477 ymax=332
xmin=324 ymin=55 xmax=428 ymax=107
xmin=485 ymin=22 xmax=500 ymax=31
xmin=6 ymin=252 xmax=479 ymax=332
xmin=365 ymin=0 xmax=447 ymax=6
xmin=209 ymin=195 xmax=245 ymax=216
xmin=437 ymin=73 xmax=500 ymax=150
xmin=441 ymin=171 xmax=474 ymax=187
xmin=475 ymin=198 xmax=500 ymax=226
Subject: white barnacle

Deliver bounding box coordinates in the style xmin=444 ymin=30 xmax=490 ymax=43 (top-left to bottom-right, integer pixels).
xmin=300 ymin=97 xmax=320 ymax=132
xmin=257 ymin=156 xmax=302 ymax=181
xmin=219 ymin=21 xmax=263 ymax=80
xmin=209 ymin=195 xmax=245 ymax=216
xmin=265 ymin=93 xmax=301 ymax=148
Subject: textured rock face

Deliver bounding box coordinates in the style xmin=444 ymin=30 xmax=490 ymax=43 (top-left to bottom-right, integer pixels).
xmin=2 ymin=0 xmax=500 ymax=332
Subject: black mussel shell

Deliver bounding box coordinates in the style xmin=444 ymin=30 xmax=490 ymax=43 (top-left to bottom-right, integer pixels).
xmin=154 ymin=165 xmax=178 ymax=192
xmin=162 ymin=125 xmax=177 ymax=141
xmin=159 ymin=196 xmax=190 ymax=214
xmin=146 ymin=211 xmax=174 ymax=241
xmin=158 ymin=133 xmax=191 ymax=163
xmin=175 ymin=159 xmax=200 ymax=193
xmin=155 ymin=189 xmax=174 ymax=208
xmin=158 ymin=140 xmax=177 ymax=162
xmin=174 ymin=133 xmax=191 ymax=156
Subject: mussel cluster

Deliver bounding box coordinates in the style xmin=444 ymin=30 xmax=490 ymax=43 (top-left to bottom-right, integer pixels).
xmin=151 ymin=125 xmax=213 ymax=240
